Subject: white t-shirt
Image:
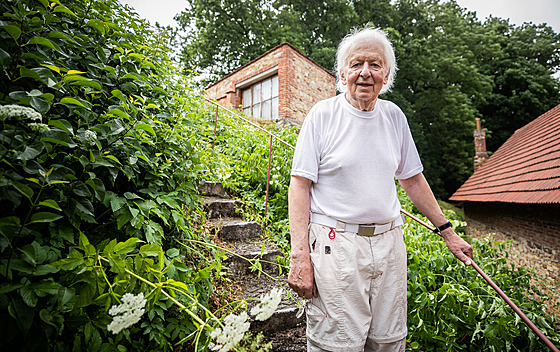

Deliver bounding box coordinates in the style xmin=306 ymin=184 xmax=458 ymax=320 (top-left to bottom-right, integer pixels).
xmin=291 ymin=94 xmax=423 ymax=224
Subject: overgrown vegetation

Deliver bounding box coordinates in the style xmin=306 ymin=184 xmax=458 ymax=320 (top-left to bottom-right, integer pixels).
xmin=0 ymin=1 xmax=260 ymax=351
xmin=1 ymin=0 xmax=559 ymax=351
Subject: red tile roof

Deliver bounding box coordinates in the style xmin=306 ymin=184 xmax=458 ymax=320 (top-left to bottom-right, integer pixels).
xmin=450 ymin=104 xmax=560 ymax=204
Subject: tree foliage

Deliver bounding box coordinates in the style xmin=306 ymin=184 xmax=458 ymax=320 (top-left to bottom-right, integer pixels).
xmin=178 ymin=0 xmax=560 ymax=198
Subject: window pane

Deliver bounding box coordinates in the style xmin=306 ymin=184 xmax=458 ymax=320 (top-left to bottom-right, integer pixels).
xmin=243 ymin=89 xmax=251 ymax=108
xmin=272 ymin=75 xmax=279 ymax=98
xmin=244 ymin=107 xmax=251 ymax=116
xmin=272 ymin=97 xmax=278 ymax=120
xmin=262 ymin=100 xmax=271 ymax=119
xmin=252 ymin=103 xmax=261 ymax=118
xmin=252 ymin=83 xmax=261 ymax=103
xmin=262 ymin=78 xmax=271 ymax=100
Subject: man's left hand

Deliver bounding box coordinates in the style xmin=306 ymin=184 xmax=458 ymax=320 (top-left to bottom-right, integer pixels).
xmin=440 ymin=228 xmax=473 ymax=265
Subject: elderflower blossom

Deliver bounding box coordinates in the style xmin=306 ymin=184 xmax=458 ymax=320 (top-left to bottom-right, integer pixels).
xmin=209 ymin=312 xmax=250 ymax=352
xmin=0 ymin=104 xmax=42 ymax=122
xmin=107 ymin=293 xmax=146 ymax=334
xmin=84 ymin=130 xmax=97 ymax=146
xmin=27 ymin=123 xmax=50 ymax=133
xmin=250 ymin=288 xmax=282 ymax=321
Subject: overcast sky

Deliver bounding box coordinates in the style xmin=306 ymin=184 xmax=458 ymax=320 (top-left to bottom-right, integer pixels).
xmin=120 ymin=0 xmax=560 ymax=32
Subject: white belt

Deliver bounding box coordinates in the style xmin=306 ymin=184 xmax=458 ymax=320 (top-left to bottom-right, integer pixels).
xmin=310 ymin=213 xmax=404 ymax=236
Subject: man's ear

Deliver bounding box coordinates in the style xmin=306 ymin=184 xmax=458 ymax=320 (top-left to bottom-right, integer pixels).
xmin=383 ymin=69 xmax=390 ymax=85
xmin=340 ymin=70 xmax=347 ymax=85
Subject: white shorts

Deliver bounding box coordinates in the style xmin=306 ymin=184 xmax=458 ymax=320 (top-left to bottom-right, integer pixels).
xmin=306 ymin=223 xmax=408 ymax=351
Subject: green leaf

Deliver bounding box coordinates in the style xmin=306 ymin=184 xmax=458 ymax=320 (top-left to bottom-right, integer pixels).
xmin=30 ymin=96 xmax=50 ymax=114
xmin=18 ymin=145 xmax=43 ymax=161
xmin=166 ymin=248 xmax=180 ymax=258
xmin=41 ymin=64 xmax=61 ymax=75
xmin=27 ymin=36 xmax=59 ymax=51
xmin=53 ymin=4 xmax=77 ymax=17
xmin=109 ymin=196 xmax=126 ymax=212
xmin=133 ymin=123 xmax=156 ymax=137
xmin=38 ymin=199 xmax=62 ymax=211
xmin=12 ymin=181 xmax=34 ymax=200
xmin=63 ymin=75 xmax=102 ymax=90
xmin=48 ymin=30 xmax=75 ymax=43
xmin=117 ymin=207 xmax=133 ymax=229
xmin=139 ymin=243 xmax=161 ymax=257
xmin=58 ymin=97 xmax=88 ymax=109
xmin=29 ymin=212 xmax=63 ymax=224
xmin=103 ymin=154 xmax=121 ymax=165
xmin=0 ymin=47 xmax=11 ymax=68
xmin=108 ymin=108 xmax=130 ymax=120
xmin=48 ymin=119 xmax=74 ymax=135
xmin=113 ymin=237 xmax=141 ymax=255
xmin=1 ymin=25 xmax=21 ymax=41
xmin=86 ymin=19 xmax=107 ymax=34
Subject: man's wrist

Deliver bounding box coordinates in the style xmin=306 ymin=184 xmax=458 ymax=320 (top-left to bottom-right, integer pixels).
xmin=432 ymin=221 xmax=452 ymax=235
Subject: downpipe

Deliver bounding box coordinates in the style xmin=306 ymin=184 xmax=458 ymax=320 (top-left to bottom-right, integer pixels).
xmin=400 ymin=209 xmax=560 ymax=352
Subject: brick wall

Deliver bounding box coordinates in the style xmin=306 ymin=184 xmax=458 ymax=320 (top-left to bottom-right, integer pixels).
xmin=205 ymin=43 xmax=335 ymax=124
xmin=464 ymin=201 xmax=560 ymax=281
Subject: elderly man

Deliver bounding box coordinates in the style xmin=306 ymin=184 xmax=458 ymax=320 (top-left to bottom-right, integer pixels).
xmin=288 ymin=27 xmax=473 ymax=352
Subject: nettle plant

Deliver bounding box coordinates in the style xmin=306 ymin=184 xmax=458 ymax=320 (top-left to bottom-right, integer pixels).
xmin=402 ymin=209 xmax=560 ymax=351
xmin=0 ymin=0 xmax=281 ymax=351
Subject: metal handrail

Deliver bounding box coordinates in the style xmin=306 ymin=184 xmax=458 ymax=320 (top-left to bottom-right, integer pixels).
xmin=203 ymin=97 xmax=559 ymax=351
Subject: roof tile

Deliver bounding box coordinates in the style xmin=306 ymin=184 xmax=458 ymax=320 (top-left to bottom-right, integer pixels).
xmin=450 ymin=104 xmax=560 ymax=204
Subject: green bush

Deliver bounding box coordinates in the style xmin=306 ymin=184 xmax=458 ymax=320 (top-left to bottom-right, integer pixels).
xmin=0 ymin=0 xmax=221 ymax=350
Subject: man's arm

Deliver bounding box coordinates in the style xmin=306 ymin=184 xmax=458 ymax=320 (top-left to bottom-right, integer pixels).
xmin=287 ymin=175 xmax=316 ymax=298
xmin=399 ymin=173 xmax=473 ymax=265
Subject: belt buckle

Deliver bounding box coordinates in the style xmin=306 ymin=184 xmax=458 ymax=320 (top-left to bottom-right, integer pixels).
xmin=358 ymin=225 xmax=376 ymax=237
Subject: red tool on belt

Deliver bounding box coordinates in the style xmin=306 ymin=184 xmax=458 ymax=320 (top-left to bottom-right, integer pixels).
xmin=400 ymin=209 xmax=560 ymax=352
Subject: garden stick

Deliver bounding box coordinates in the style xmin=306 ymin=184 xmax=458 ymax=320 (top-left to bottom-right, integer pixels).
xmin=400 ymin=209 xmax=560 ymax=352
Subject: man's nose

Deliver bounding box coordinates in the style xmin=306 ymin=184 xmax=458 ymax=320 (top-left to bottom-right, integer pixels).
xmin=359 ymin=62 xmax=372 ymax=77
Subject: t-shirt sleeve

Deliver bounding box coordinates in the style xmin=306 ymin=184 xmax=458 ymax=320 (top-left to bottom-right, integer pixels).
xmin=395 ymin=115 xmax=424 ymax=179
xmin=291 ymin=110 xmax=320 ymax=183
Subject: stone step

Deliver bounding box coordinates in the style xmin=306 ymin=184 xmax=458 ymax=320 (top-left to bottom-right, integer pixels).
xmin=224 ymin=241 xmax=284 ymax=278
xmin=265 ymin=325 xmax=307 ymax=351
xmin=208 ymin=217 xmax=262 ymax=241
xmin=240 ymin=275 xmax=305 ymax=335
xmin=203 ymin=196 xmax=243 ymax=219
xmin=198 ymin=181 xmax=228 ymax=198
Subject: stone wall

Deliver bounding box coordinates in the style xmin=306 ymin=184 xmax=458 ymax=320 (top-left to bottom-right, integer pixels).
xmin=464 ymin=202 xmax=560 ymax=313
xmin=287 ymin=49 xmax=336 ymax=123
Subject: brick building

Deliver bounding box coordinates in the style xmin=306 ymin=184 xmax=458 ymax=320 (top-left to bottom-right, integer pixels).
xmin=450 ymin=105 xmax=560 ymax=285
xmin=204 ymin=42 xmax=336 ymax=126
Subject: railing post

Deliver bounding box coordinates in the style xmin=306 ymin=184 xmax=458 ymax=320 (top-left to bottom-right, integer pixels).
xmin=264 ymin=135 xmax=273 ymax=230
xmin=212 ymin=104 xmax=219 ymax=149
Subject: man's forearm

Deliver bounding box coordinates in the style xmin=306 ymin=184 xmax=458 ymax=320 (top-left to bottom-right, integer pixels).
xmin=288 ymin=176 xmax=312 ymax=258
xmin=399 ymin=173 xmax=448 ymax=227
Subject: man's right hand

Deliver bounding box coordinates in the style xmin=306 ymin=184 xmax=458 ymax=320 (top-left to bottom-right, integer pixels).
xmin=288 ymin=254 xmax=316 ymax=299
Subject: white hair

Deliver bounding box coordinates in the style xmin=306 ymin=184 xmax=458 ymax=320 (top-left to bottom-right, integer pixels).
xmin=335 ymin=26 xmax=398 ymax=94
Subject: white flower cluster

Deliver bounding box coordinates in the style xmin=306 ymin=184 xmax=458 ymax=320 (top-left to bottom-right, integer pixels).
xmin=107 ymin=292 xmax=146 ymax=334
xmin=84 ymin=130 xmax=97 ymax=146
xmin=0 ymin=104 xmax=42 ymax=122
xmin=27 ymin=123 xmax=50 ymax=133
xmin=250 ymin=288 xmax=282 ymax=321
xmin=0 ymin=105 xmax=43 ymax=121
xmin=209 ymin=312 xmax=250 ymax=352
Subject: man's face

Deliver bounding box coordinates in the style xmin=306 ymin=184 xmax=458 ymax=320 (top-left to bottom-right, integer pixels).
xmin=340 ymin=41 xmax=390 ymax=111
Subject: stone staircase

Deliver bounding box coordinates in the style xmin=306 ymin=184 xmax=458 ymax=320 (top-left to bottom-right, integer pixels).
xmin=198 ymin=182 xmax=306 ymax=351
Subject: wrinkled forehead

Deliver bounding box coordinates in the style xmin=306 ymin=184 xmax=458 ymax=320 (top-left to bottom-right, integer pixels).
xmin=344 ymin=40 xmax=387 ymax=66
